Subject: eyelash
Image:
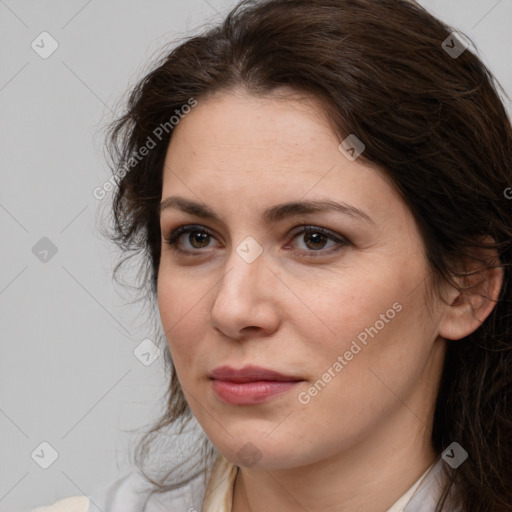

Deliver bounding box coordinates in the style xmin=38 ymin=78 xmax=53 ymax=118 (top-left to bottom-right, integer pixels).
xmin=162 ymin=224 xmax=349 ymax=258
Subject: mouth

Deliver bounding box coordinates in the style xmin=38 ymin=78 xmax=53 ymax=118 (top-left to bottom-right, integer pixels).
xmin=209 ymin=365 xmax=304 ymax=405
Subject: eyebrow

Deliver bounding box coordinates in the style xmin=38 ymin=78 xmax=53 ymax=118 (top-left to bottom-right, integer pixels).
xmin=160 ymin=196 xmax=375 ymax=225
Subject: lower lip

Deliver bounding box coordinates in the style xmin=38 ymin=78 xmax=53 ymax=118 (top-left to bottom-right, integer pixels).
xmin=211 ymin=379 xmax=301 ymax=405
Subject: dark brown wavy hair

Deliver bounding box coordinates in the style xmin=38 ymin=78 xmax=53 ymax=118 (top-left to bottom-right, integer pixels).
xmin=104 ymin=0 xmax=512 ymax=510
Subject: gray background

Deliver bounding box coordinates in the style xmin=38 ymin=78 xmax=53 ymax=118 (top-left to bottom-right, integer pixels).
xmin=0 ymin=1 xmax=510 ymax=510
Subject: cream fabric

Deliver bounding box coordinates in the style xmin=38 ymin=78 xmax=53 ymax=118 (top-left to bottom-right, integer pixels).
xmin=202 ymin=454 xmax=239 ymax=510
xmin=30 ymin=496 xmax=89 ymax=512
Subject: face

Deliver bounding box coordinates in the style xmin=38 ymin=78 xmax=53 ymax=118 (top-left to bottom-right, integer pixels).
xmin=157 ymin=88 xmax=448 ymax=470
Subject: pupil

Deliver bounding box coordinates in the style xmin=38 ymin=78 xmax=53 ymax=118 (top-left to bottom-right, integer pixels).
xmin=191 ymin=231 xmax=209 ymax=248
xmin=305 ymin=232 xmax=326 ymax=250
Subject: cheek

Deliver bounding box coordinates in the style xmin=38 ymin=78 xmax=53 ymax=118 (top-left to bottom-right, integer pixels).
xmin=296 ymin=270 xmax=401 ymax=350
xmin=157 ymin=270 xmax=206 ymax=367
xmin=288 ymin=300 xmax=432 ymax=451
xmin=296 ymin=259 xmax=434 ymax=393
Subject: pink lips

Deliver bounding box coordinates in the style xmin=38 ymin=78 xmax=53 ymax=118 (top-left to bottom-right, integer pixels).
xmin=209 ymin=365 xmax=303 ymax=405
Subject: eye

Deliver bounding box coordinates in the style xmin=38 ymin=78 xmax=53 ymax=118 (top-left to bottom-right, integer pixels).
xmin=163 ymin=224 xmax=220 ymax=254
xmin=286 ymin=225 xmax=349 ymax=256
xmin=162 ymin=224 xmax=349 ymax=257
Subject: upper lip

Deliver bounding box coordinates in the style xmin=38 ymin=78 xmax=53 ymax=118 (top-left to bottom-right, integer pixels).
xmin=209 ymin=365 xmax=303 ymax=382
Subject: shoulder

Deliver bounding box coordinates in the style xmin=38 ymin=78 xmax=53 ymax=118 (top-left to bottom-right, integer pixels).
xmin=30 ymin=496 xmax=89 ymax=512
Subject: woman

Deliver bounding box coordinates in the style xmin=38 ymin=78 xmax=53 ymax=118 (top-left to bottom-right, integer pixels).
xmin=33 ymin=0 xmax=512 ymax=510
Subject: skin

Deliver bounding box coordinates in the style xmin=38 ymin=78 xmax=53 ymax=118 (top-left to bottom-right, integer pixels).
xmin=157 ymin=87 xmax=501 ymax=511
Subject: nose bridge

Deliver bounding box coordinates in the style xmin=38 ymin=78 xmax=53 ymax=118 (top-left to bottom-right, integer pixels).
xmin=217 ymin=237 xmax=268 ymax=302
xmin=209 ymin=236 xmax=279 ymax=336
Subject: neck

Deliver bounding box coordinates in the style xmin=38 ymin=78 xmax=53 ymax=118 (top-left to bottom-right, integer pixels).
xmin=233 ymin=425 xmax=438 ymax=512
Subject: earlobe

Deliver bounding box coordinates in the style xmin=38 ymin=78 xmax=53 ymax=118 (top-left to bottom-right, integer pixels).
xmin=438 ymin=251 xmax=503 ymax=341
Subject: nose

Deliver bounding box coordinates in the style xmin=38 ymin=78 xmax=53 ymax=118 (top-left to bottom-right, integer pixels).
xmin=209 ymin=245 xmax=281 ymax=340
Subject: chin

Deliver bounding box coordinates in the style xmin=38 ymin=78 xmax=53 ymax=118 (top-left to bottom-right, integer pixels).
xmin=206 ymin=431 xmax=311 ymax=470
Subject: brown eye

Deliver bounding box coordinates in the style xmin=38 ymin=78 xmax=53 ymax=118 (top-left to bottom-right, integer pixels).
xmin=302 ymin=231 xmax=330 ymax=251
xmin=164 ymin=225 xmax=220 ymax=254
xmin=289 ymin=226 xmax=348 ymax=256
xmin=187 ymin=230 xmax=211 ymax=249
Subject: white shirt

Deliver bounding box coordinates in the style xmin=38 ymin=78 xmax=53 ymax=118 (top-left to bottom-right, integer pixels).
xmin=31 ymin=454 xmax=460 ymax=512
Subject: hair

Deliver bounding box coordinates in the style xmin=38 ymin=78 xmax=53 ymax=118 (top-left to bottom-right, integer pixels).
xmin=104 ymin=0 xmax=512 ymax=510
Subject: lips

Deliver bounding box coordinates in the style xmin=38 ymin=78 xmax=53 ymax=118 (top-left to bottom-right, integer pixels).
xmin=209 ymin=365 xmax=303 ymax=382
xmin=209 ymin=365 xmax=304 ymax=405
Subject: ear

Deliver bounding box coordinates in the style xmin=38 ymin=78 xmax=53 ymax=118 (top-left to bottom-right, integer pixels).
xmin=438 ymin=240 xmax=503 ymax=341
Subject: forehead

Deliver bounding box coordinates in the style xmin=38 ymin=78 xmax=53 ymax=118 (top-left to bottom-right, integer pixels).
xmin=160 ymin=89 xmax=402 ymax=225
xmin=166 ymin=90 xmax=355 ymax=179
xmin=171 ymin=89 xmax=334 ymax=159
